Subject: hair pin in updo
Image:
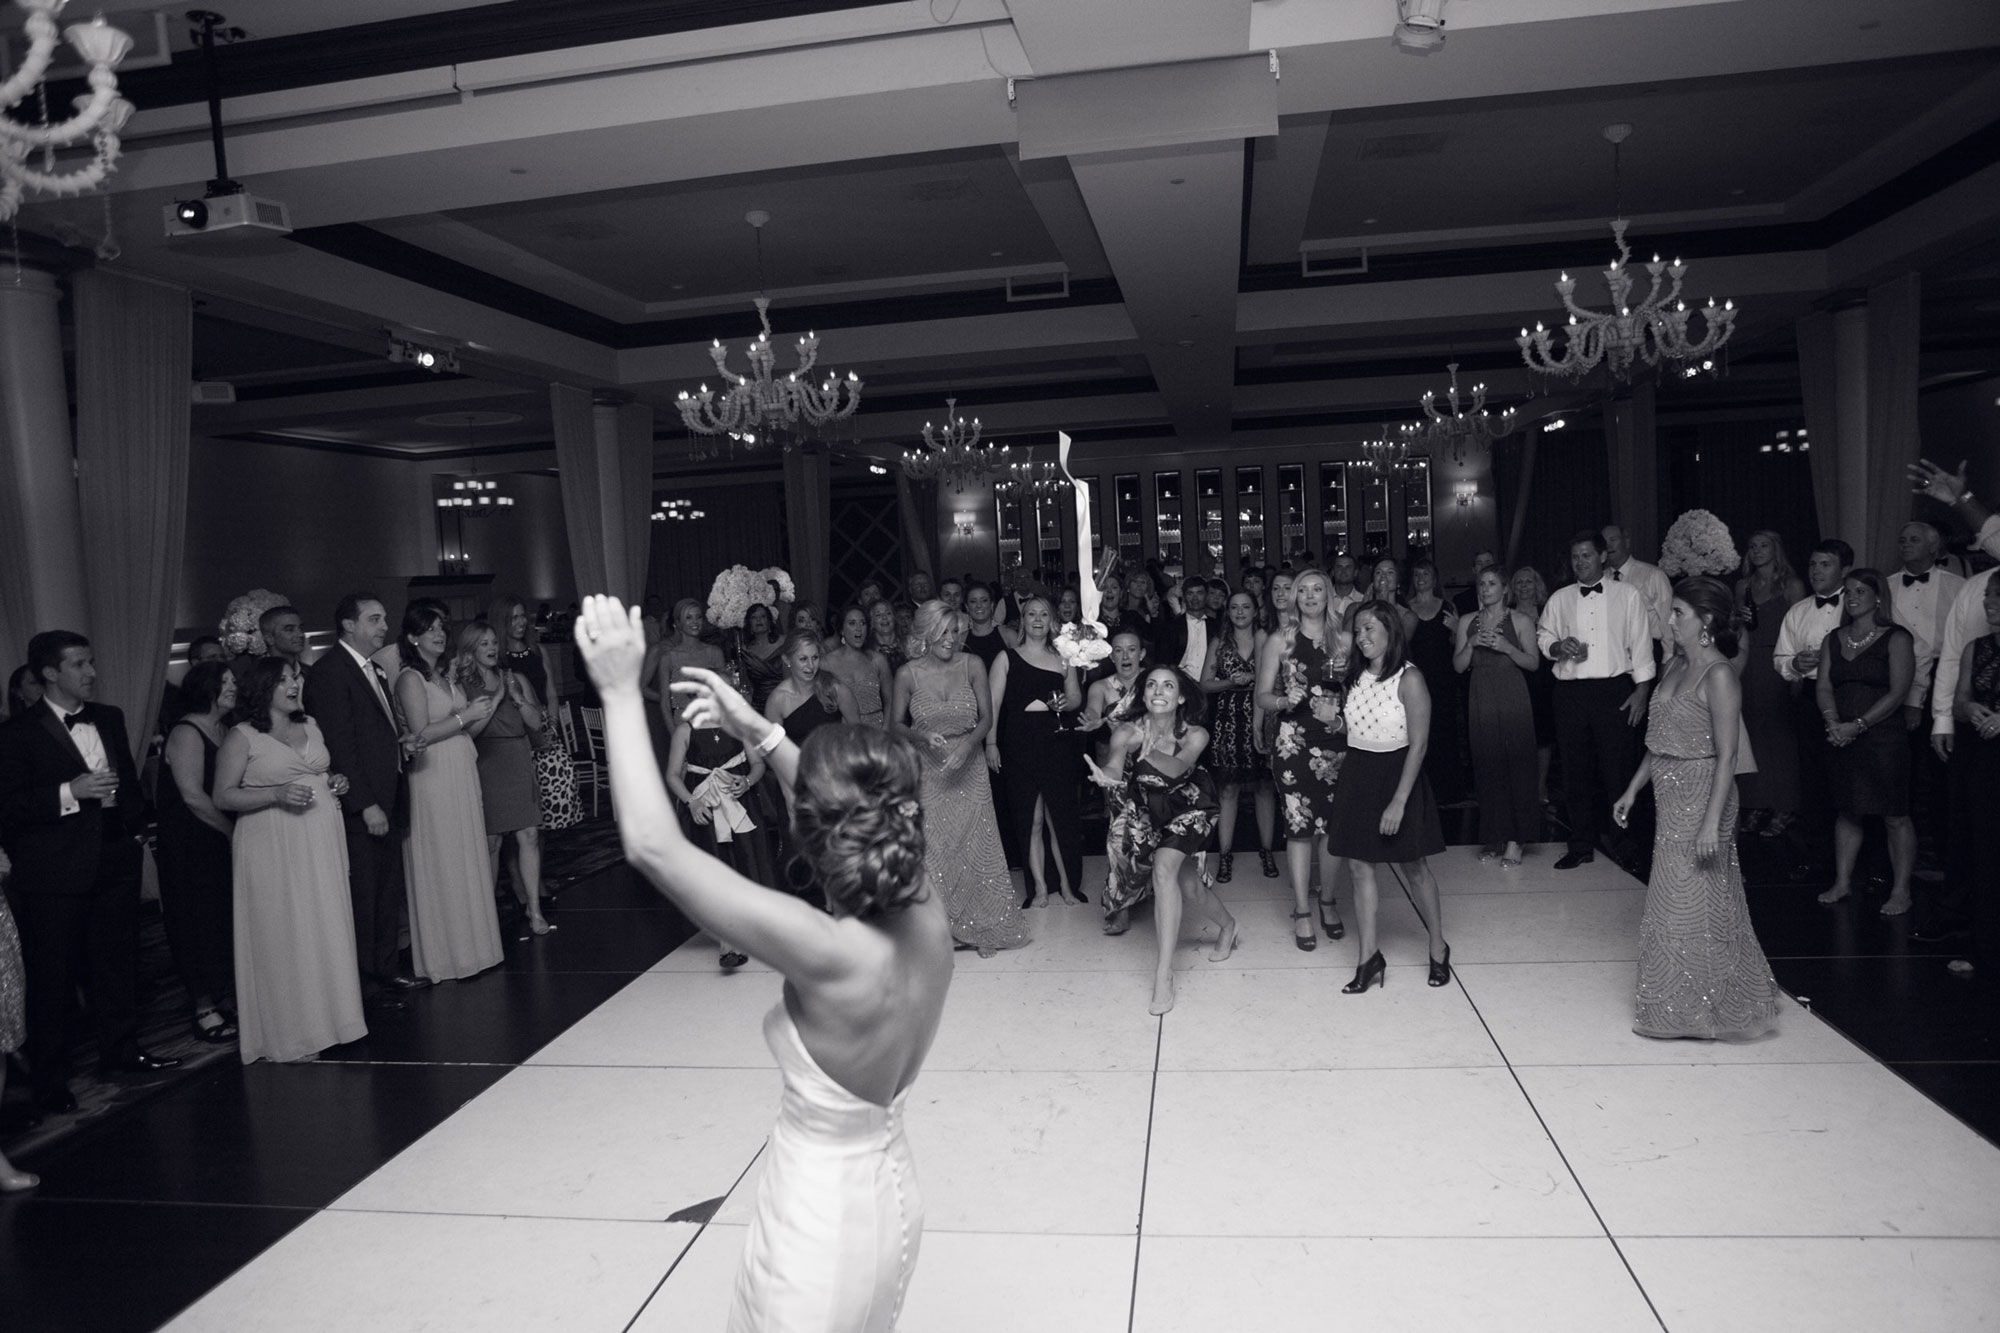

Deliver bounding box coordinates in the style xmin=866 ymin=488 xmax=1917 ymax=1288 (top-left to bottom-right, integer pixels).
xmin=896 ymin=798 xmax=919 ymax=818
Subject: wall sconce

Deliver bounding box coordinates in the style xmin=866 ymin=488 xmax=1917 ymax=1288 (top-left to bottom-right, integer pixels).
xmin=1452 ymin=481 xmax=1478 ymax=508
xmin=952 ymin=509 xmax=977 ymax=537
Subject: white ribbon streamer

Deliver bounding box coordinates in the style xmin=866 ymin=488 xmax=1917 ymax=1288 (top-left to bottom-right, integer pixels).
xmin=1057 ymin=431 xmax=1100 ymax=624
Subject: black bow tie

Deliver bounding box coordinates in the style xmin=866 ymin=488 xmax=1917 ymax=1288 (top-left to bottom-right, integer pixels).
xmin=1609 ymin=568 xmax=1623 ymax=581
xmin=62 ymin=706 xmax=91 ymax=730
xmin=1902 ymin=572 xmax=1929 ymax=587
xmin=1816 ymin=595 xmax=1841 ymax=609
xmin=1578 ymin=584 xmax=1603 ymax=597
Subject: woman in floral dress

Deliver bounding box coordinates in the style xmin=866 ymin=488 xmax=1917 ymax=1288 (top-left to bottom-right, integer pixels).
xmin=1256 ymin=569 xmax=1350 ymax=950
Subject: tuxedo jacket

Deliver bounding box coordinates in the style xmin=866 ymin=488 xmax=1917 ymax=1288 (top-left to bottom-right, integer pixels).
xmin=0 ymin=702 xmax=148 ymax=896
xmin=303 ymin=646 xmax=407 ymax=830
xmin=1152 ymin=612 xmax=1222 ymax=675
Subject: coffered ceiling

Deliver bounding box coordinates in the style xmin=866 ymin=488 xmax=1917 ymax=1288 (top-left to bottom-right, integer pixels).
xmin=19 ymin=0 xmax=2000 ymax=473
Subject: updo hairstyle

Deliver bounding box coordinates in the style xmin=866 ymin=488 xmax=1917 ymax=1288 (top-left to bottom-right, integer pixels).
xmin=905 ymin=599 xmax=962 ymax=661
xmin=1673 ymin=576 xmax=1742 ymax=658
xmin=789 ymin=724 xmax=929 ymax=919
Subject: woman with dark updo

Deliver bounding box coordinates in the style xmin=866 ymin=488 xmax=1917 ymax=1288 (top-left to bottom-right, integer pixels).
xmin=573 ymin=595 xmax=953 ymax=1332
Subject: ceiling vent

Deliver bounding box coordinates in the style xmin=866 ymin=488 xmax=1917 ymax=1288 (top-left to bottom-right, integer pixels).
xmin=1358 ymin=132 xmax=1449 ymax=160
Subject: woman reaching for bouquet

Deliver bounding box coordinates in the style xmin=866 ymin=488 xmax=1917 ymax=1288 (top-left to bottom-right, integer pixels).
xmin=1086 ymin=666 xmax=1238 ymax=1015
xmin=574 ymin=596 xmax=952 ymax=1330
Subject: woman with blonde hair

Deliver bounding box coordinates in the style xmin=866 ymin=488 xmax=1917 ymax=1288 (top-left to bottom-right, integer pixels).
xmin=1256 ymin=568 xmax=1351 ymax=949
xmin=892 ymin=602 xmax=1026 ymax=954
xmin=1735 ymin=530 xmax=1808 ymax=837
xmin=988 ymin=595 xmax=1085 ymax=906
xmin=456 ymin=621 xmax=552 ymax=936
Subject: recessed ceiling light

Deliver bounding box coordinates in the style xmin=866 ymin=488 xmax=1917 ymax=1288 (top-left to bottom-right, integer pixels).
xmin=508 ymin=167 xmax=528 ymax=175
xmin=990 ymin=250 xmax=1003 ymax=257
xmin=1363 ymin=217 xmax=1378 ymax=224
xmin=1169 ymin=177 xmax=1186 ymax=186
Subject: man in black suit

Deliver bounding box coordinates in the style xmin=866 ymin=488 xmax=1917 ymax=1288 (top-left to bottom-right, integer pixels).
xmin=0 ymin=630 xmax=179 ymax=1114
xmin=1154 ymin=576 xmax=1221 ymax=679
xmin=303 ymin=593 xmax=425 ymax=1011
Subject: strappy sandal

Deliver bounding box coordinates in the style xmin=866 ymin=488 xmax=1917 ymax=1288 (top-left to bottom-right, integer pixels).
xmin=1312 ymin=890 xmax=1345 ymax=940
xmin=1290 ymin=910 xmax=1317 ymax=951
xmin=193 ymin=1008 xmax=237 ymax=1043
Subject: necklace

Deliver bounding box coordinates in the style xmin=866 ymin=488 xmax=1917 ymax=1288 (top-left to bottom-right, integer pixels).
xmin=1843 ymin=623 xmax=1884 ymax=651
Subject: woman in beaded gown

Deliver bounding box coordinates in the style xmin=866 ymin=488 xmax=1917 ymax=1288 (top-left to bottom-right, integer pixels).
xmin=1255 ymin=569 xmax=1350 ymax=949
xmin=0 ymin=844 xmax=39 ymax=1190
xmin=892 ymin=602 xmax=1027 ymax=955
xmin=572 ymin=597 xmax=953 ymax=1333
xmin=1614 ymin=578 xmax=1779 ymax=1042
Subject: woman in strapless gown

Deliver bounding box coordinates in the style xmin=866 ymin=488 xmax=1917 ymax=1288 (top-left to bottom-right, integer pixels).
xmin=1615 ymin=578 xmax=1779 ymax=1042
xmin=894 ymin=602 xmax=1028 ymax=955
xmin=570 ymin=596 xmax=954 ymax=1333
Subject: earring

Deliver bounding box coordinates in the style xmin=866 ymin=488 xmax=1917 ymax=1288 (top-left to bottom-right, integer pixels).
xmin=1699 ymin=630 xmax=1712 ymax=646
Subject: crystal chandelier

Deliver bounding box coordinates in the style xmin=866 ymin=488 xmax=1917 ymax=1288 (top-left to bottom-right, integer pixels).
xmin=674 ymin=211 xmax=862 ymax=449
xmin=434 ymin=478 xmax=514 ymax=515
xmin=996 ymin=453 xmax=1067 ymax=503
xmin=901 ymin=398 xmax=1010 ymax=492
xmin=1361 ymin=435 xmax=1420 ymax=481
xmin=1516 ymin=126 xmax=1738 ymax=384
xmin=651 ymin=497 xmax=706 ymax=522
xmin=1397 ymin=362 xmax=1519 ymax=464
xmin=1 ymin=0 xmax=136 ymax=222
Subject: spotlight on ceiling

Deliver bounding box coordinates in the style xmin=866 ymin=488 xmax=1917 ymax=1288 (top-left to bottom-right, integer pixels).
xmin=1393 ymin=0 xmax=1448 ymax=51
xmin=388 ymin=337 xmax=459 ymax=374
xmin=174 ymin=199 xmax=208 ymax=229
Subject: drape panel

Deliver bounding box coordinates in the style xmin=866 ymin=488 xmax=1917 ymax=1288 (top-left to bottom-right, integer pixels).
xmin=552 ymin=387 xmax=651 ymax=607
xmin=0 ymin=270 xmax=90 ymax=670
xmin=1863 ymin=272 xmax=1921 ymax=572
xmin=1794 ymin=309 xmax=1842 ymax=541
xmin=647 ymin=483 xmax=785 ymax=604
xmin=896 ymin=471 xmax=939 ymax=585
xmin=72 ymin=269 xmax=191 ymax=759
xmin=783 ymin=447 xmax=831 ymax=619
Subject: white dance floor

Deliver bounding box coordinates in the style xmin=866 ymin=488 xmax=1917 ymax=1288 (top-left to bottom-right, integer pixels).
xmin=168 ymin=846 xmax=2000 ymax=1331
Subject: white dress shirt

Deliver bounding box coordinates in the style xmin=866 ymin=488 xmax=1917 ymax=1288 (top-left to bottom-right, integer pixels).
xmin=1536 ymin=578 xmax=1656 ymax=683
xmin=341 ymin=640 xmax=399 ymax=726
xmin=1932 ymin=567 xmax=1997 ymax=737
xmin=1774 ymin=593 xmax=1846 ymax=683
xmin=1607 ymin=555 xmax=1673 ymax=646
xmin=1329 ymin=588 xmax=1366 ymax=625
xmin=1888 ymin=563 xmax=1964 ymax=707
xmin=1178 ymin=613 xmax=1208 ymax=677
xmin=48 ymin=697 xmax=113 ymax=817
xmin=1978 ymin=514 xmax=2000 ymax=560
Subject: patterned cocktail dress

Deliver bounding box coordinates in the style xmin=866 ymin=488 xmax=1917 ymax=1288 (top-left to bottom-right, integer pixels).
xmin=1271 ymin=627 xmax=1348 ymax=838
xmin=1634 ymin=664 xmax=1780 ymax=1041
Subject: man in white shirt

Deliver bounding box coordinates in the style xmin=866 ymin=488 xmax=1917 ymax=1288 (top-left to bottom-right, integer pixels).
xmin=1537 ymin=528 xmax=1657 ymax=871
xmin=1328 ymin=553 xmax=1365 ymax=625
xmin=1603 ymin=524 xmax=1673 ymax=652
xmin=1156 ymin=576 xmax=1218 ymax=678
xmin=1888 ymin=522 xmax=1963 ymax=875
xmin=1772 ymin=539 xmax=1854 ymax=878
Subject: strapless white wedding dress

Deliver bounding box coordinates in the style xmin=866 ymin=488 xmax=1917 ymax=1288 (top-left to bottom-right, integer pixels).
xmin=728 ymin=1001 xmax=923 ymax=1332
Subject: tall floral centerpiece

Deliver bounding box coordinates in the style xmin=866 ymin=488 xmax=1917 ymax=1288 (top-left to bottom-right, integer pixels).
xmin=1657 ymin=509 xmax=1740 ymax=578
xmin=707 ymin=564 xmax=795 ymax=631
xmin=219 ymin=589 xmax=290 ymax=657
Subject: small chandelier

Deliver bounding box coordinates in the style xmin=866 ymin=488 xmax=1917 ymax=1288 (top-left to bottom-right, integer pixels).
xmin=434 ymin=478 xmax=513 ymax=515
xmin=674 ymin=211 xmax=862 ymax=450
xmin=1397 ymin=361 xmax=1519 ymax=464
xmin=1 ymin=0 xmax=136 ymax=223
xmin=651 ymin=497 xmax=706 ymax=522
xmin=1517 ymin=125 xmax=1737 ymax=384
xmin=1361 ymin=435 xmax=1421 ymax=481
xmin=901 ymin=398 xmax=1010 ymax=493
xmin=996 ymin=452 xmax=1067 ymax=503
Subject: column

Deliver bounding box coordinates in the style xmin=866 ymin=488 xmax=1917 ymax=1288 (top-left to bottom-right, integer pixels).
xmin=1607 ymin=380 xmax=1659 ymax=558
xmin=0 ymin=268 xmax=91 ymax=647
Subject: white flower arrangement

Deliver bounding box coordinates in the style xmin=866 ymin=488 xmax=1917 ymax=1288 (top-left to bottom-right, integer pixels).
xmin=1658 ymin=509 xmax=1741 ymax=578
xmin=706 ymin=565 xmax=767 ymax=630
xmin=759 ymin=566 xmax=796 ymax=606
xmin=219 ymin=588 xmax=290 ymax=657
xmin=1054 ymin=619 xmax=1113 ymax=670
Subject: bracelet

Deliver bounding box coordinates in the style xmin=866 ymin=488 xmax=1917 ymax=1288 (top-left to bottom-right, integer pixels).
xmin=754 ymin=724 xmax=784 ymax=756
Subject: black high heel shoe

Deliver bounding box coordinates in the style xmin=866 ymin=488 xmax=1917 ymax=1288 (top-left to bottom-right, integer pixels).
xmin=1290 ymin=910 xmax=1317 ymax=951
xmin=1216 ymin=852 xmax=1233 ymax=883
xmin=1427 ymin=943 xmax=1452 ymax=988
xmin=1342 ymin=951 xmax=1386 ymax=994
xmin=1313 ymin=890 xmax=1345 ymax=941
xmin=1259 ymin=849 xmax=1279 ymax=878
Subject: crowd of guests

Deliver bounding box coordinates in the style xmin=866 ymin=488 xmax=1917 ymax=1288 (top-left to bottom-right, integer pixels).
xmin=0 ymin=592 xmax=569 ymax=1154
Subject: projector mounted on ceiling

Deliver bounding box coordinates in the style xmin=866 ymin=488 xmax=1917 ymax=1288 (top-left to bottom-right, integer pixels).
xmin=163 ymin=192 xmax=292 ymax=239
xmin=1394 ymin=0 xmax=1448 ymax=51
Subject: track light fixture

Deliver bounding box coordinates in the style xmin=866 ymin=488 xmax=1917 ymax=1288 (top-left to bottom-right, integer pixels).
xmin=388 ymin=337 xmax=458 ymax=374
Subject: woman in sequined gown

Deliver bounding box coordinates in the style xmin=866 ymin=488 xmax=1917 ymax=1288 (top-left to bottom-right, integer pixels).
xmin=892 ymin=602 xmax=1027 ymax=955
xmin=0 ymin=845 xmax=38 ymax=1190
xmin=1614 ymin=578 xmax=1779 ymax=1042
xmin=572 ymin=597 xmax=954 ymax=1333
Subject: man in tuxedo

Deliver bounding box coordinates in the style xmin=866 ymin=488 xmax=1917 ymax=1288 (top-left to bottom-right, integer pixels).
xmin=1155 ymin=576 xmax=1221 ymax=678
xmin=1775 ymin=539 xmax=1854 ymax=879
xmin=1537 ymin=530 xmax=1657 ymax=872
xmin=303 ymin=593 xmax=425 ymax=1012
xmin=0 ymin=630 xmax=179 ymax=1114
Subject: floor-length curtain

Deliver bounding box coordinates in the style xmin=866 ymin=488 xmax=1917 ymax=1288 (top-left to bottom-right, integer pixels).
xmin=1795 ymin=310 xmax=1842 ymax=542
xmin=783 ymin=447 xmax=831 ymax=619
xmin=73 ymin=269 xmax=191 ymax=758
xmin=896 ymin=471 xmax=939 ymax=588
xmin=1864 ymin=272 xmax=1921 ymax=571
xmin=553 ymin=384 xmax=654 ymax=606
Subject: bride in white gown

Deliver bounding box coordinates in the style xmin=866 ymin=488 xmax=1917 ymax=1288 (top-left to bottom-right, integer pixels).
xmin=573 ymin=596 xmax=954 ymax=1332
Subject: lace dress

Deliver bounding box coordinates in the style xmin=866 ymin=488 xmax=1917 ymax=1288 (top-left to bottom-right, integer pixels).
xmin=1205 ymin=633 xmax=1261 ymax=785
xmin=1635 ymin=666 xmax=1780 ymax=1041
xmin=908 ymin=669 xmax=1027 ymax=953
xmin=1271 ymin=626 xmax=1348 ymax=838
xmin=728 ymin=1000 xmax=921 ymax=1332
